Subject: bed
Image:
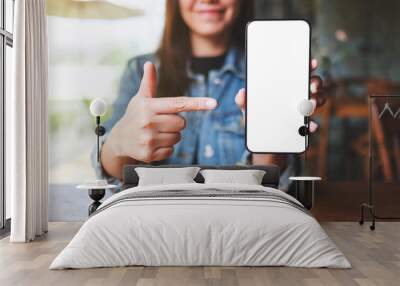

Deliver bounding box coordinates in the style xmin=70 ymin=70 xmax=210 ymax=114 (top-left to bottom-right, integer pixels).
xmin=50 ymin=165 xmax=350 ymax=269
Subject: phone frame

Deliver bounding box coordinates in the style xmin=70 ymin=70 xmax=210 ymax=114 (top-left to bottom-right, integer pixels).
xmin=245 ymin=19 xmax=312 ymax=154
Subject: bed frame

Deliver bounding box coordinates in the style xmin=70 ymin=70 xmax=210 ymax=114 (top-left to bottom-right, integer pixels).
xmin=122 ymin=165 xmax=280 ymax=190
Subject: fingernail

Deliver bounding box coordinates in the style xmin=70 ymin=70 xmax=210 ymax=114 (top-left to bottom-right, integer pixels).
xmin=206 ymin=99 xmax=217 ymax=109
xmin=310 ymin=82 xmax=317 ymax=93
xmin=144 ymin=61 xmax=153 ymax=69
xmin=311 ymin=58 xmax=318 ymax=67
xmin=309 ymin=121 xmax=318 ymax=133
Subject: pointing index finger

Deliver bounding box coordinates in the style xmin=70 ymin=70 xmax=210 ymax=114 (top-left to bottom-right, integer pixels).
xmin=150 ymin=97 xmax=218 ymax=114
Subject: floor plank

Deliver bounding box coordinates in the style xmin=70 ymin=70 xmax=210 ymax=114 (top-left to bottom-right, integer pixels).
xmin=0 ymin=222 xmax=399 ymax=286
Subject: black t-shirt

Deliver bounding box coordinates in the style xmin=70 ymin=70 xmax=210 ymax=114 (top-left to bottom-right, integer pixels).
xmin=190 ymin=53 xmax=226 ymax=164
xmin=190 ymin=53 xmax=226 ymax=81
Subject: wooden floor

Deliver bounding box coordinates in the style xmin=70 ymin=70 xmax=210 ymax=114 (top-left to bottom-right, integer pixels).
xmin=0 ymin=222 xmax=399 ymax=286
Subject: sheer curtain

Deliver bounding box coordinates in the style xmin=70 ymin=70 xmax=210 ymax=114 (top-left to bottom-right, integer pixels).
xmin=7 ymin=0 xmax=48 ymax=242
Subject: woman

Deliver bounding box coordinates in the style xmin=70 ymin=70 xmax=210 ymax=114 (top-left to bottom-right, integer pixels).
xmin=97 ymin=0 xmax=324 ymax=186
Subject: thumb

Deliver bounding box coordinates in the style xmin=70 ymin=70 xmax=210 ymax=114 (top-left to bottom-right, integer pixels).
xmin=138 ymin=61 xmax=157 ymax=98
xmin=235 ymin=88 xmax=246 ymax=113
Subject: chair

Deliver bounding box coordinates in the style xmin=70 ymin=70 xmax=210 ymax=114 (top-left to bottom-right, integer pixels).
xmin=311 ymin=78 xmax=400 ymax=181
xmin=307 ymin=97 xmax=333 ymax=178
xmin=356 ymin=80 xmax=400 ymax=181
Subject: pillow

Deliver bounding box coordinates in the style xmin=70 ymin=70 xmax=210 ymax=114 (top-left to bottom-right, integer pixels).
xmin=200 ymin=169 xmax=266 ymax=185
xmin=135 ymin=167 xmax=201 ymax=186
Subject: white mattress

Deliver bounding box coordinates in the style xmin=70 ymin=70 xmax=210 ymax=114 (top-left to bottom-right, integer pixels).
xmin=50 ymin=183 xmax=350 ymax=269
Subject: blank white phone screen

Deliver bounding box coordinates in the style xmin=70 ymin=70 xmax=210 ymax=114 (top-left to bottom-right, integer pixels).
xmin=246 ymin=20 xmax=310 ymax=153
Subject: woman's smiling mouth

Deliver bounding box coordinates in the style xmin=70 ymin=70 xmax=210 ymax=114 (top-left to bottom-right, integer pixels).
xmin=195 ymin=8 xmax=226 ymax=19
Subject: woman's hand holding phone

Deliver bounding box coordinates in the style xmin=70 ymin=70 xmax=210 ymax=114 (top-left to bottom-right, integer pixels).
xmin=235 ymin=58 xmax=324 ymax=133
xmin=105 ymin=62 xmax=217 ymax=164
xmin=235 ymin=59 xmax=325 ymax=168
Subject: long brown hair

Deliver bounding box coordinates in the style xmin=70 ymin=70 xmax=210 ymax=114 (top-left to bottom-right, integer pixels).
xmin=157 ymin=0 xmax=254 ymax=97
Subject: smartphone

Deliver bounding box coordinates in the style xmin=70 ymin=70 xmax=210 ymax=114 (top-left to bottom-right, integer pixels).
xmin=246 ymin=20 xmax=310 ymax=153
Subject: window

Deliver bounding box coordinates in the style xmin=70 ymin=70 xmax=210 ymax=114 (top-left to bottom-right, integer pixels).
xmin=0 ymin=0 xmax=14 ymax=231
xmin=47 ymin=1 xmax=165 ymax=221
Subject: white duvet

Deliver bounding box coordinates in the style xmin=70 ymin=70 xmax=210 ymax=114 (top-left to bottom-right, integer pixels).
xmin=50 ymin=183 xmax=350 ymax=269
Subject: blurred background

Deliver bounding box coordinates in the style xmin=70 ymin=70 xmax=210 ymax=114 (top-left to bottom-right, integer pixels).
xmin=46 ymin=0 xmax=400 ymax=221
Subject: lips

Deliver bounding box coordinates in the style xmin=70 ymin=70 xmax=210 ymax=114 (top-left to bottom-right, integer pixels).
xmin=197 ymin=8 xmax=224 ymax=14
xmin=195 ymin=8 xmax=225 ymax=19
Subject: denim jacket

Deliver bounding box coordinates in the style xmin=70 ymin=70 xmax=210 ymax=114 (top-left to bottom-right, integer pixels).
xmin=93 ymin=47 xmax=295 ymax=189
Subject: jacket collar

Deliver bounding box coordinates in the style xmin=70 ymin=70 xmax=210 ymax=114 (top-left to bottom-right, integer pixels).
xmin=220 ymin=46 xmax=245 ymax=79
